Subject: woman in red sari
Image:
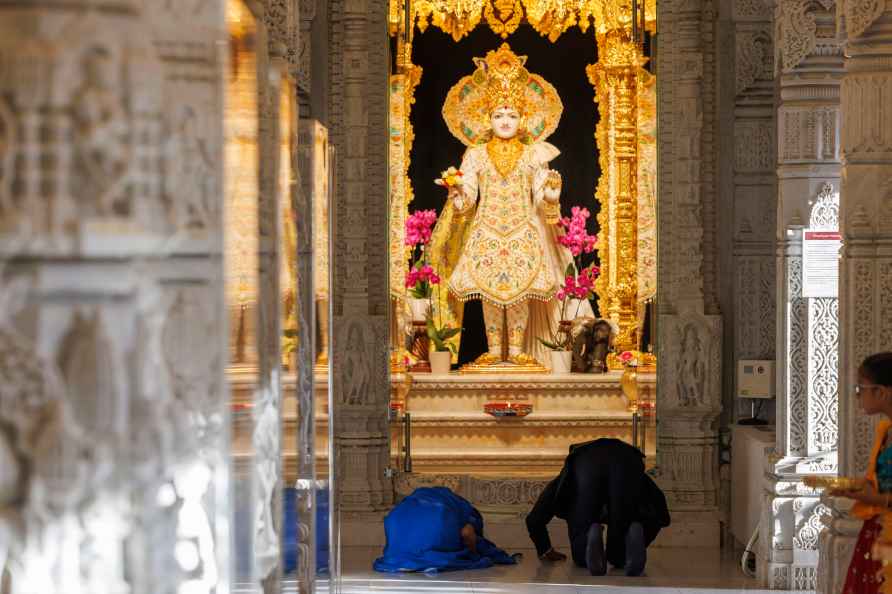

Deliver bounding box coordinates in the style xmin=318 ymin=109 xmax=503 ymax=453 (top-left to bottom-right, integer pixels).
xmin=837 ymin=353 xmax=892 ymax=594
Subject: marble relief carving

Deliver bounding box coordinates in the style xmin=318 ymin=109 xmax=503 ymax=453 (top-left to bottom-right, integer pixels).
xmin=736 ymin=28 xmax=773 ymax=95
xmin=775 ymin=0 xmax=835 ymax=73
xmin=843 ymin=0 xmax=885 ymax=40
xmin=298 ymin=0 xmax=317 ymax=94
xmin=735 ymin=121 xmax=775 ymax=172
xmin=0 ymin=1 xmax=230 ymax=592
xmin=849 ymin=260 xmax=878 ymax=478
xmin=164 ymin=105 xmax=217 ymax=231
xmin=808 ymin=296 xmax=839 ymax=452
xmin=71 ymin=46 xmax=133 ymax=218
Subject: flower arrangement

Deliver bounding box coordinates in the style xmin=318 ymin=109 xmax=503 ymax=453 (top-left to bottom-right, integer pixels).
xmin=404 ymin=206 xmax=460 ymax=356
xmin=405 ymin=263 xmax=440 ymax=299
xmin=404 ymin=209 xmax=439 ymax=299
xmin=405 ymin=208 xmax=438 ymax=250
xmin=558 ymin=206 xmax=598 ymax=257
xmin=539 ymin=206 xmax=600 ymax=351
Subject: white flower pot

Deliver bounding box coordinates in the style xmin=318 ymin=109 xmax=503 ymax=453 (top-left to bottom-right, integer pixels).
xmin=408 ymin=298 xmax=431 ymax=322
xmin=550 ymin=350 xmax=572 ymax=374
xmin=429 ymin=350 xmax=452 ymax=375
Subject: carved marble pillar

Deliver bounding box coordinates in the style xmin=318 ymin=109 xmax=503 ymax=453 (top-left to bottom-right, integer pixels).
xmin=328 ymin=0 xmax=394 ymax=521
xmin=291 ymin=121 xmax=328 ymax=594
xmin=0 ymin=2 xmax=229 ymax=593
xmin=259 ymin=2 xmax=302 ymax=591
xmin=760 ymin=1 xmax=842 ymax=588
xmin=655 ymin=0 xmax=725 ymax=546
xmin=256 ymin=17 xmax=284 ymax=592
xmin=817 ymin=2 xmax=892 ymax=592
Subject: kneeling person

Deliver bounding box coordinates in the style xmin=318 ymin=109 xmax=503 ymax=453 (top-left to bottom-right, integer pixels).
xmin=374 ymin=487 xmax=518 ymax=573
xmin=526 ymin=438 xmax=670 ymax=576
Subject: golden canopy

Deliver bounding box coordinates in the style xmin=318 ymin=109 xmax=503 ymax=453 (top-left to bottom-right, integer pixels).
xmin=390 ymin=0 xmax=656 ymax=43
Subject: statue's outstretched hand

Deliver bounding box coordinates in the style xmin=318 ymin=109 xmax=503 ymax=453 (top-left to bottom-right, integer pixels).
xmin=449 ymin=185 xmax=468 ymax=211
xmin=543 ymin=170 xmax=562 ymax=203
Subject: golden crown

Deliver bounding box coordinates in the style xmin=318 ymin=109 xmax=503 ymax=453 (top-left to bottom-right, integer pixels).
xmin=474 ymin=43 xmax=529 ymax=115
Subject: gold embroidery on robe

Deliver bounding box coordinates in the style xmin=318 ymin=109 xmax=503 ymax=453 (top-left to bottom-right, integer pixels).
xmin=447 ymin=141 xmax=560 ymax=306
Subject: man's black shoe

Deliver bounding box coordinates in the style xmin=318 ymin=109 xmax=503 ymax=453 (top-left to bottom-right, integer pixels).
xmin=585 ymin=523 xmax=607 ymax=576
xmin=625 ymin=521 xmax=646 ymax=576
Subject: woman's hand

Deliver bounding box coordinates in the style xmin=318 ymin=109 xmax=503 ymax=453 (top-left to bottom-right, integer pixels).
xmin=834 ymin=483 xmax=889 ymax=507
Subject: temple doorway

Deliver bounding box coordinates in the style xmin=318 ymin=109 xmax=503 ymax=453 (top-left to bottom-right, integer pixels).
xmin=382 ymin=3 xmax=659 ymax=487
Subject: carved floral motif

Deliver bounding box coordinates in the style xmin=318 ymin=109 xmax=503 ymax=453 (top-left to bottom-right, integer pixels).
xmin=844 ymin=0 xmax=884 ymax=40
xmin=810 ymin=182 xmax=840 ymax=230
xmin=789 ymin=256 xmax=809 ymax=457
xmin=775 ymin=0 xmax=835 ymax=73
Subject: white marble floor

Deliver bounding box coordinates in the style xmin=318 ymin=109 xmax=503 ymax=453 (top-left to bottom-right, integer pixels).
xmin=288 ymin=546 xmax=813 ymax=594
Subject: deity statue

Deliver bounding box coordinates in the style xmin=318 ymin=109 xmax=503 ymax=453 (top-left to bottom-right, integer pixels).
xmin=431 ymin=43 xmax=590 ymax=367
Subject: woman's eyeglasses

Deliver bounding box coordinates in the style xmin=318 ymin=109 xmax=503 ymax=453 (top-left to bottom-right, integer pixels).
xmin=854 ymin=383 xmax=884 ymax=396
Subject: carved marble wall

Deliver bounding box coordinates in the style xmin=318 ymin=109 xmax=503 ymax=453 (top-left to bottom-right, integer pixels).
xmin=817 ymin=2 xmax=892 ymax=592
xmin=715 ymin=0 xmax=777 ymax=546
xmin=761 ymin=0 xmax=842 ymax=588
xmin=719 ymin=0 xmax=777 ymax=431
xmin=654 ymin=0 xmax=725 ymax=547
xmin=0 ymin=1 xmax=231 ymax=592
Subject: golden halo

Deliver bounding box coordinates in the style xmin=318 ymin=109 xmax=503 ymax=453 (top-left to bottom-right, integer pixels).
xmin=442 ymin=43 xmax=563 ymax=147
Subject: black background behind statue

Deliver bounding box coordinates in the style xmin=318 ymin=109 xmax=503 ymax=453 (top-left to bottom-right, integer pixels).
xmin=409 ymin=25 xmax=601 ymax=365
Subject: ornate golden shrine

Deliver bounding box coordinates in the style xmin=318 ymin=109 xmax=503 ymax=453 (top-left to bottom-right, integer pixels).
xmin=387 ymin=0 xmax=657 ymax=361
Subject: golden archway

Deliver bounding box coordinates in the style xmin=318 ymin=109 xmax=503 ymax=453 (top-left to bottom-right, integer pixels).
xmin=388 ymin=0 xmax=657 ymax=364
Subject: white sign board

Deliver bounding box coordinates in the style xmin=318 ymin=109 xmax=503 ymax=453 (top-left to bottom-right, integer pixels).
xmin=802 ymin=230 xmax=841 ymax=298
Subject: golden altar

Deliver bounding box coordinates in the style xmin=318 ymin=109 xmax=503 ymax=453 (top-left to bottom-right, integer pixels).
xmin=230 ymin=368 xmax=655 ymax=482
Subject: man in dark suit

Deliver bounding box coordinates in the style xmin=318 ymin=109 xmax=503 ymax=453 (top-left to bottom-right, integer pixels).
xmin=525 ymin=438 xmax=670 ymax=576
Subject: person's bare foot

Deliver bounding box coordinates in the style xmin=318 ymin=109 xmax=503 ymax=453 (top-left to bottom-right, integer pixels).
xmin=539 ymin=548 xmax=567 ymax=562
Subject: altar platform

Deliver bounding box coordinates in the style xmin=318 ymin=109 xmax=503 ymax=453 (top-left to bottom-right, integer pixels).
xmin=230 ymin=368 xmax=655 ymax=481
xmin=388 ymin=370 xmax=655 ymax=476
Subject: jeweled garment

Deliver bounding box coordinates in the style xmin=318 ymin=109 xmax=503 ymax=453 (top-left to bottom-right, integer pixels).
xmin=448 ymin=139 xmax=562 ymax=307
xmin=844 ymin=419 xmax=892 ymax=594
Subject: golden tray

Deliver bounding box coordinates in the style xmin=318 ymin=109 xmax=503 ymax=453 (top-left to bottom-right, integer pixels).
xmin=802 ymin=475 xmax=865 ymax=491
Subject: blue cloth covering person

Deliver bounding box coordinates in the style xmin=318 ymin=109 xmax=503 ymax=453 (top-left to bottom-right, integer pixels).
xmin=373 ymin=487 xmax=518 ymax=573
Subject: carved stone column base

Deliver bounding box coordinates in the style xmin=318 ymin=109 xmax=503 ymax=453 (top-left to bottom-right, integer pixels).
xmin=759 ymin=454 xmax=836 ymax=590
xmin=817 ymin=496 xmax=859 ymax=594
xmin=757 ymin=489 xmax=825 ymax=590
